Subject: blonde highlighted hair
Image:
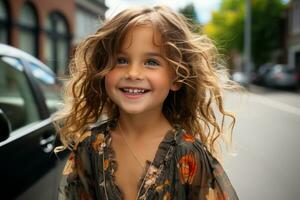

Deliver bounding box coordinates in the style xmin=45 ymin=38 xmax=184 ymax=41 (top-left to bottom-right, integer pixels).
xmin=53 ymin=5 xmax=238 ymax=157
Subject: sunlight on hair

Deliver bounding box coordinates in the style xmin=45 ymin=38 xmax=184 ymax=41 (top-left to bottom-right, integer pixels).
xmin=53 ymin=5 xmax=242 ymax=160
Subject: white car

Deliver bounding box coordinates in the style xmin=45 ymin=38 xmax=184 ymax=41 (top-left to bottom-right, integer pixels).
xmin=232 ymin=71 xmax=250 ymax=87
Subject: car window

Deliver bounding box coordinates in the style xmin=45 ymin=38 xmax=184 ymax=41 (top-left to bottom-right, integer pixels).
xmin=27 ymin=62 xmax=62 ymax=114
xmin=282 ymin=68 xmax=295 ymax=74
xmin=0 ymin=56 xmax=39 ymax=131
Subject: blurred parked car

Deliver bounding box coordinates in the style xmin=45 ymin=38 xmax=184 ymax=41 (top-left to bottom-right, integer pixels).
xmin=252 ymin=62 xmax=273 ymax=85
xmin=264 ymin=64 xmax=299 ymax=89
xmin=231 ymin=71 xmax=250 ymax=87
xmin=0 ymin=44 xmax=63 ymax=198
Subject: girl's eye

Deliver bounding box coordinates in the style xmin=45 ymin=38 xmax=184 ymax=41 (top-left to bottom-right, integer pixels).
xmin=145 ymin=59 xmax=160 ymax=67
xmin=116 ymin=57 xmax=128 ymax=65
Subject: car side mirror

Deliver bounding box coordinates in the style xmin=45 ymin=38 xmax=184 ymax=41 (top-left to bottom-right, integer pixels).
xmin=0 ymin=109 xmax=11 ymax=142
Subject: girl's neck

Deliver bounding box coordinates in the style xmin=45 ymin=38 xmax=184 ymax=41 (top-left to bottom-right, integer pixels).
xmin=117 ymin=110 xmax=172 ymax=140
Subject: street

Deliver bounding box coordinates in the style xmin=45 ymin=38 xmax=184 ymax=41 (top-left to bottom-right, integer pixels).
xmin=223 ymin=85 xmax=300 ymax=200
xmin=16 ymin=85 xmax=300 ymax=200
xmin=17 ymin=154 xmax=67 ymax=200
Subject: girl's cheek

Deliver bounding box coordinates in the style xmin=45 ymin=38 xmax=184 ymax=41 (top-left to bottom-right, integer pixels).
xmin=104 ymin=70 xmax=119 ymax=92
xmin=104 ymin=74 xmax=112 ymax=92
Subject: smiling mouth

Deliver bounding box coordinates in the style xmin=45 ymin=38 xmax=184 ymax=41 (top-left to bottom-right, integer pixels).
xmin=119 ymin=87 xmax=150 ymax=95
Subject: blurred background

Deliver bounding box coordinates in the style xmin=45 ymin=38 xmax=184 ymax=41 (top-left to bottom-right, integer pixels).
xmin=0 ymin=0 xmax=299 ymax=199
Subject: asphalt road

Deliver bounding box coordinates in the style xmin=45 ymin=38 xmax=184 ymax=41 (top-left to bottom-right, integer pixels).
xmin=223 ymin=85 xmax=300 ymax=200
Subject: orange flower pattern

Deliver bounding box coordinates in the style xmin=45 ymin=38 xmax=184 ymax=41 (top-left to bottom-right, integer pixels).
xmin=182 ymin=133 xmax=196 ymax=143
xmin=103 ymin=159 xmax=109 ymax=171
xmin=58 ymin=120 xmax=239 ymax=200
xmin=155 ymin=179 xmax=171 ymax=192
xmin=91 ymin=133 xmax=106 ymax=153
xmin=62 ymin=152 xmax=75 ymax=175
xmin=163 ymin=192 xmax=171 ymax=200
xmin=206 ymin=188 xmax=227 ymax=200
xmin=178 ymin=153 xmax=197 ymax=184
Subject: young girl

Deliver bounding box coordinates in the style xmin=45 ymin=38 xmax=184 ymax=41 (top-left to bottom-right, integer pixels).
xmin=55 ymin=5 xmax=239 ymax=200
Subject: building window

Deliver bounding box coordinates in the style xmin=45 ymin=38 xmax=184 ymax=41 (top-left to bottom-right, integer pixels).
xmin=0 ymin=0 xmax=9 ymax=44
xmin=18 ymin=2 xmax=38 ymax=56
xmin=75 ymin=9 xmax=100 ymax=44
xmin=292 ymin=2 xmax=300 ymax=34
xmin=45 ymin=12 xmax=70 ymax=76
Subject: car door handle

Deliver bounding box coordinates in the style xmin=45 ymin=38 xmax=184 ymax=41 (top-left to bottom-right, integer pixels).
xmin=40 ymin=134 xmax=55 ymax=153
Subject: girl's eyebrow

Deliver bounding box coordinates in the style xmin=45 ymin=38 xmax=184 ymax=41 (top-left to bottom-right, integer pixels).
xmin=144 ymin=52 xmax=164 ymax=58
xmin=117 ymin=51 xmax=164 ymax=59
xmin=117 ymin=51 xmax=127 ymax=56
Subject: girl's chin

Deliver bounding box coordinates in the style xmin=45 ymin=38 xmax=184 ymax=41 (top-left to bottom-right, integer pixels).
xmin=119 ymin=108 xmax=146 ymax=115
xmin=116 ymin=102 xmax=163 ymax=117
xmin=118 ymin=105 xmax=157 ymax=116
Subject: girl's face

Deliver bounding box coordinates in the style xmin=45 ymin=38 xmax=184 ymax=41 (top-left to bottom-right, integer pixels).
xmin=105 ymin=25 xmax=180 ymax=116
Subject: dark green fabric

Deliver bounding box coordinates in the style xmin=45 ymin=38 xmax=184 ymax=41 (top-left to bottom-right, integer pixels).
xmin=58 ymin=120 xmax=238 ymax=200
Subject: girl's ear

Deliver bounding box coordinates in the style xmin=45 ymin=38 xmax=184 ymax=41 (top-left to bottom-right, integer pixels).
xmin=171 ymin=81 xmax=182 ymax=91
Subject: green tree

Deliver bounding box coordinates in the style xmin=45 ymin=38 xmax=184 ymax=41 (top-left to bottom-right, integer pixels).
xmin=179 ymin=3 xmax=201 ymax=32
xmin=204 ymin=0 xmax=286 ymax=68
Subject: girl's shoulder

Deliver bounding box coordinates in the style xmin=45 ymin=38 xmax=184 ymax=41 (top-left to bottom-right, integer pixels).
xmin=174 ymin=127 xmax=239 ymax=199
xmin=174 ymin=127 xmax=208 ymax=154
xmin=174 ymin=127 xmax=221 ymax=168
xmin=72 ymin=118 xmax=116 ymax=151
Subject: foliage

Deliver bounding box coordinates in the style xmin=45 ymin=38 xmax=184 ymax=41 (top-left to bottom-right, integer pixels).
xmin=204 ymin=0 xmax=286 ymax=68
xmin=179 ymin=3 xmax=201 ymax=32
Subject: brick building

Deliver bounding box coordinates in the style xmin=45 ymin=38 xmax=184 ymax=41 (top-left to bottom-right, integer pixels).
xmin=0 ymin=0 xmax=107 ymax=75
xmin=287 ymin=0 xmax=300 ymax=74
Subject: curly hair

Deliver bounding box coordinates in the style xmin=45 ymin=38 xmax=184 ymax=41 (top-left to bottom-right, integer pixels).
xmin=53 ymin=5 xmax=238 ymax=157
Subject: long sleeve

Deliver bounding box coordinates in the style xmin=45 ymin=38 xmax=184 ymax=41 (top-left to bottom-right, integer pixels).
xmin=176 ymin=132 xmax=239 ymax=200
xmin=57 ymin=134 xmax=95 ymax=200
xmin=194 ymin=143 xmax=238 ymax=199
xmin=57 ymin=152 xmax=84 ymax=200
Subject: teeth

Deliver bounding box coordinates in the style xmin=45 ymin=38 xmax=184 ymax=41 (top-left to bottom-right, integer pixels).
xmin=123 ymin=88 xmax=146 ymax=94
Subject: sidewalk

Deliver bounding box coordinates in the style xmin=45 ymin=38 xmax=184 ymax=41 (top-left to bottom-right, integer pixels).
xmin=247 ymin=84 xmax=300 ymax=95
xmin=245 ymin=84 xmax=300 ymax=109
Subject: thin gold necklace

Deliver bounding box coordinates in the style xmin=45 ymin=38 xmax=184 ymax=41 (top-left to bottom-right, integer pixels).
xmin=118 ymin=122 xmax=155 ymax=200
xmin=118 ymin=122 xmax=145 ymax=169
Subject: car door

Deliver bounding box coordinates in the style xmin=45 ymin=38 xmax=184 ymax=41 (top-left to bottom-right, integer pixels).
xmin=0 ymin=56 xmax=57 ymax=198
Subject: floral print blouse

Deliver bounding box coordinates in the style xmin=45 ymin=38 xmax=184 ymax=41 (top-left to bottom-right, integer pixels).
xmin=57 ymin=120 xmax=238 ymax=200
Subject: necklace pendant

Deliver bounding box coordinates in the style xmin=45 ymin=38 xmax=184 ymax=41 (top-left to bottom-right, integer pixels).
xmin=137 ymin=193 xmax=147 ymax=200
xmin=99 ymin=180 xmax=105 ymax=187
xmin=98 ymin=149 xmax=104 ymax=155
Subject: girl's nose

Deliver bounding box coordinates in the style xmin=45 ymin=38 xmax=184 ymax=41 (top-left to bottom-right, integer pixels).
xmin=124 ymin=63 xmax=143 ymax=80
